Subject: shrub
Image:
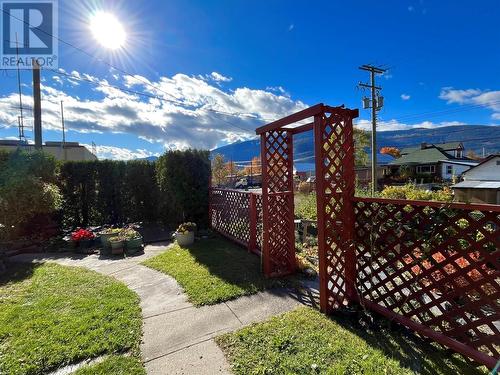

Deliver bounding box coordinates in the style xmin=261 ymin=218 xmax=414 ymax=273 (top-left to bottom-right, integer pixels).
xmin=380 ymin=183 xmax=453 ymax=202
xmin=295 ymin=193 xmax=317 ymax=221
xmin=58 ymin=149 xmax=210 ymax=229
xmin=156 ymin=149 xmax=210 ymax=227
xmin=0 ymin=150 xmax=60 ymax=240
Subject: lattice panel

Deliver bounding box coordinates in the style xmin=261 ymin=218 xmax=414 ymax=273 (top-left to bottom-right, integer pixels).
xmin=354 ymin=198 xmax=500 ymax=363
xmin=261 ymin=130 xmax=295 ymax=276
xmin=315 ymin=109 xmax=356 ymax=312
xmin=255 ymin=194 xmax=263 ymax=250
xmin=210 ymin=188 xmax=251 ymax=245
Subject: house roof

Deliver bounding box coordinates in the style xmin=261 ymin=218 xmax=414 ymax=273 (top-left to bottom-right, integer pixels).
xmin=461 ymin=154 xmax=500 ymax=174
xmin=390 ymin=147 xmax=452 ymax=165
xmin=453 ymin=181 xmax=500 ymax=189
xmin=438 ymin=160 xmax=478 ymax=166
xmin=400 ymin=142 xmax=462 ymax=155
xmin=433 ymin=142 xmax=463 ymax=150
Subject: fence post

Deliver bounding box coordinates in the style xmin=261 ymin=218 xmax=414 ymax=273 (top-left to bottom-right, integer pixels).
xmin=248 ymin=193 xmax=257 ymax=252
xmin=343 ymin=114 xmax=357 ymax=304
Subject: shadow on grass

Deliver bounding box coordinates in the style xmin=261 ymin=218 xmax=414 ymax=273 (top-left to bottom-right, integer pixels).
xmin=0 ymin=261 xmax=41 ymax=287
xmin=327 ymin=310 xmax=488 ymax=374
xmin=183 ymin=236 xmax=282 ymax=290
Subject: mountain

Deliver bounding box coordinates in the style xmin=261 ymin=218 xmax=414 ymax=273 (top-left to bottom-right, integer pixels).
xmin=211 ymin=125 xmax=500 ymax=164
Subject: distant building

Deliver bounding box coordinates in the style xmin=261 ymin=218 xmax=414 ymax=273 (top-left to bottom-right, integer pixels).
xmin=386 ymin=142 xmax=476 ymax=181
xmin=452 ymin=155 xmax=500 ymax=205
xmin=0 ymin=140 xmax=97 ymax=161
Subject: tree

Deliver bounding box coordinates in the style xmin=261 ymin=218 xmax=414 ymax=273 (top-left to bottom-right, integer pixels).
xmin=243 ymin=156 xmax=262 ymax=175
xmin=466 ymin=150 xmax=481 ymax=160
xmin=225 ymin=160 xmax=239 ymax=176
xmin=354 ymin=127 xmax=370 ymax=166
xmin=380 ymin=146 xmax=401 ymax=158
xmin=211 ymin=154 xmax=228 ymax=186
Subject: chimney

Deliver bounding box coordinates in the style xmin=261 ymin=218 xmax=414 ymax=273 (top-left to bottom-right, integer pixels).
xmin=421 ymin=142 xmax=427 ymax=150
xmin=32 ymin=59 xmax=42 ymax=149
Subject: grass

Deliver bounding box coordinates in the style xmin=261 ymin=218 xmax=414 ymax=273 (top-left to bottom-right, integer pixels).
xmin=216 ymin=306 xmax=488 ymax=375
xmin=74 ymin=355 xmax=145 ymax=375
xmin=0 ymin=262 xmax=143 ymax=375
xmin=143 ymin=236 xmax=286 ymax=305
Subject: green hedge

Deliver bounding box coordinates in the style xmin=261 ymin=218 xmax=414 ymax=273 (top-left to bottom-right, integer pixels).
xmin=58 ymin=150 xmax=210 ymax=229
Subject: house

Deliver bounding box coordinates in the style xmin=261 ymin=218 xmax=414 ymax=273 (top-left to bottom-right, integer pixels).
xmin=386 ymin=142 xmax=476 ymax=181
xmin=452 ymin=154 xmax=500 ymax=205
xmin=0 ymin=140 xmax=97 ymax=161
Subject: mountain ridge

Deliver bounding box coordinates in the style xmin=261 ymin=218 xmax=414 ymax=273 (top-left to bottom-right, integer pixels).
xmin=211 ymin=125 xmax=500 ymax=163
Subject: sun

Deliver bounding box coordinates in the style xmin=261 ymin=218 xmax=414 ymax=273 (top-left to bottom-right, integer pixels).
xmin=89 ymin=11 xmax=126 ymax=50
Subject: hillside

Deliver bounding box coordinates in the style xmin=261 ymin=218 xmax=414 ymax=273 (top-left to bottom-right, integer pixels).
xmin=211 ymin=125 xmax=500 ymax=163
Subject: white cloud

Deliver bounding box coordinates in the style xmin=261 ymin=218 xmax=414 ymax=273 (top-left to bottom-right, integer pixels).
xmin=401 ymin=94 xmax=411 ymax=100
xmin=439 ymin=87 xmax=500 ymax=119
xmin=209 ymin=72 xmax=232 ymax=82
xmin=355 ymin=119 xmax=465 ymax=132
xmin=82 ymin=144 xmax=159 ymax=160
xmin=0 ymin=71 xmax=307 ymax=150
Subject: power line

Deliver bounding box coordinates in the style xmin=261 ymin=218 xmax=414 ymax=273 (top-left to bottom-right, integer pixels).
xmin=47 ymin=68 xmax=258 ymax=134
xmin=0 ymin=12 xmax=277 ymax=125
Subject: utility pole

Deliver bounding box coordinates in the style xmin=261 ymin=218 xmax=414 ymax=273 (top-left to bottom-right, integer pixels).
xmin=358 ymin=64 xmax=386 ymax=195
xmin=60 ymin=100 xmax=67 ymax=161
xmin=32 ymin=58 xmax=42 ymax=149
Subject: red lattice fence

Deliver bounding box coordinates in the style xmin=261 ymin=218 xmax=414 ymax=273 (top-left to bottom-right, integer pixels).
xmin=209 ymin=188 xmax=262 ymax=254
xmin=352 ymin=197 xmax=500 ymax=368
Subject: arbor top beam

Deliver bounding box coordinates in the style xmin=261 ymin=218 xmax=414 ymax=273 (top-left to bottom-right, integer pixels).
xmin=255 ymin=104 xmax=359 ymax=135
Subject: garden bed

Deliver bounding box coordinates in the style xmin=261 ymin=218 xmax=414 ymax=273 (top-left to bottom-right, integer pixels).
xmin=0 ymin=262 xmax=143 ymax=374
xmin=216 ymin=306 xmax=487 ymax=375
xmin=142 ymin=236 xmax=289 ymax=305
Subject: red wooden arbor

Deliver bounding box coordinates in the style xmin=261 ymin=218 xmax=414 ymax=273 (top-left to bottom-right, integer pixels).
xmin=252 ymin=103 xmax=499 ymax=369
xmin=256 ymin=104 xmax=358 ymax=290
xmin=211 ymin=103 xmax=498 ymax=368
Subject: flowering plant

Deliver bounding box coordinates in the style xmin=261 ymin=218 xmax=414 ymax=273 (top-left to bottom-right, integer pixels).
xmin=176 ymin=222 xmax=196 ymax=234
xmin=121 ymin=228 xmax=141 ymax=240
xmin=71 ymin=229 xmax=95 ymax=242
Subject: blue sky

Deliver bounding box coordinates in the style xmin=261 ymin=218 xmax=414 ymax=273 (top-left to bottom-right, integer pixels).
xmin=1 ymin=0 xmax=499 ymax=159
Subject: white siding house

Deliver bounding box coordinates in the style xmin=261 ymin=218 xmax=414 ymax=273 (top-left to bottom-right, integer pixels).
xmin=439 ymin=160 xmax=478 ymax=181
xmin=453 ymin=155 xmax=500 ymax=204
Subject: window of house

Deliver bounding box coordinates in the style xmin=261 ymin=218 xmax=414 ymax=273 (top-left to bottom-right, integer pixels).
xmin=417 ymin=165 xmax=435 ymax=174
xmin=446 ymin=165 xmax=453 ymax=174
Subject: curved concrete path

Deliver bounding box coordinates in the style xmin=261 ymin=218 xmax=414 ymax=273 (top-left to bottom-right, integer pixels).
xmin=11 ymin=243 xmax=307 ymax=375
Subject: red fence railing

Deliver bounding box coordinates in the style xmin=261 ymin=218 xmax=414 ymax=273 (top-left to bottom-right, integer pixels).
xmin=209 ymin=188 xmax=262 ymax=254
xmin=352 ymin=197 xmax=500 ymax=368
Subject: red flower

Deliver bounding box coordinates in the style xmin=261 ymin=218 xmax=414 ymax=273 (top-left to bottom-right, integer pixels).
xmin=71 ymin=229 xmax=95 ymax=242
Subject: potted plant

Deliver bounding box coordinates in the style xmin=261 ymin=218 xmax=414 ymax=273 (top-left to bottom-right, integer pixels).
xmin=99 ymin=228 xmax=122 ymax=250
xmin=70 ymin=229 xmax=95 ymax=252
xmin=174 ymin=222 xmax=196 ymax=246
xmin=109 ymin=235 xmax=125 ymax=255
xmin=122 ymin=228 xmax=143 ymax=255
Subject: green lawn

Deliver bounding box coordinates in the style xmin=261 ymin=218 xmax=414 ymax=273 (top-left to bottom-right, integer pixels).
xmin=216 ymin=306 xmax=487 ymax=375
xmin=74 ymin=355 xmax=145 ymax=375
xmin=0 ymin=262 xmax=143 ymax=375
xmin=143 ymin=236 xmax=286 ymax=305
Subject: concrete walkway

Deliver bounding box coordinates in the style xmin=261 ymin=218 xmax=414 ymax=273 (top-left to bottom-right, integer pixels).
xmin=11 ymin=243 xmax=307 ymax=375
